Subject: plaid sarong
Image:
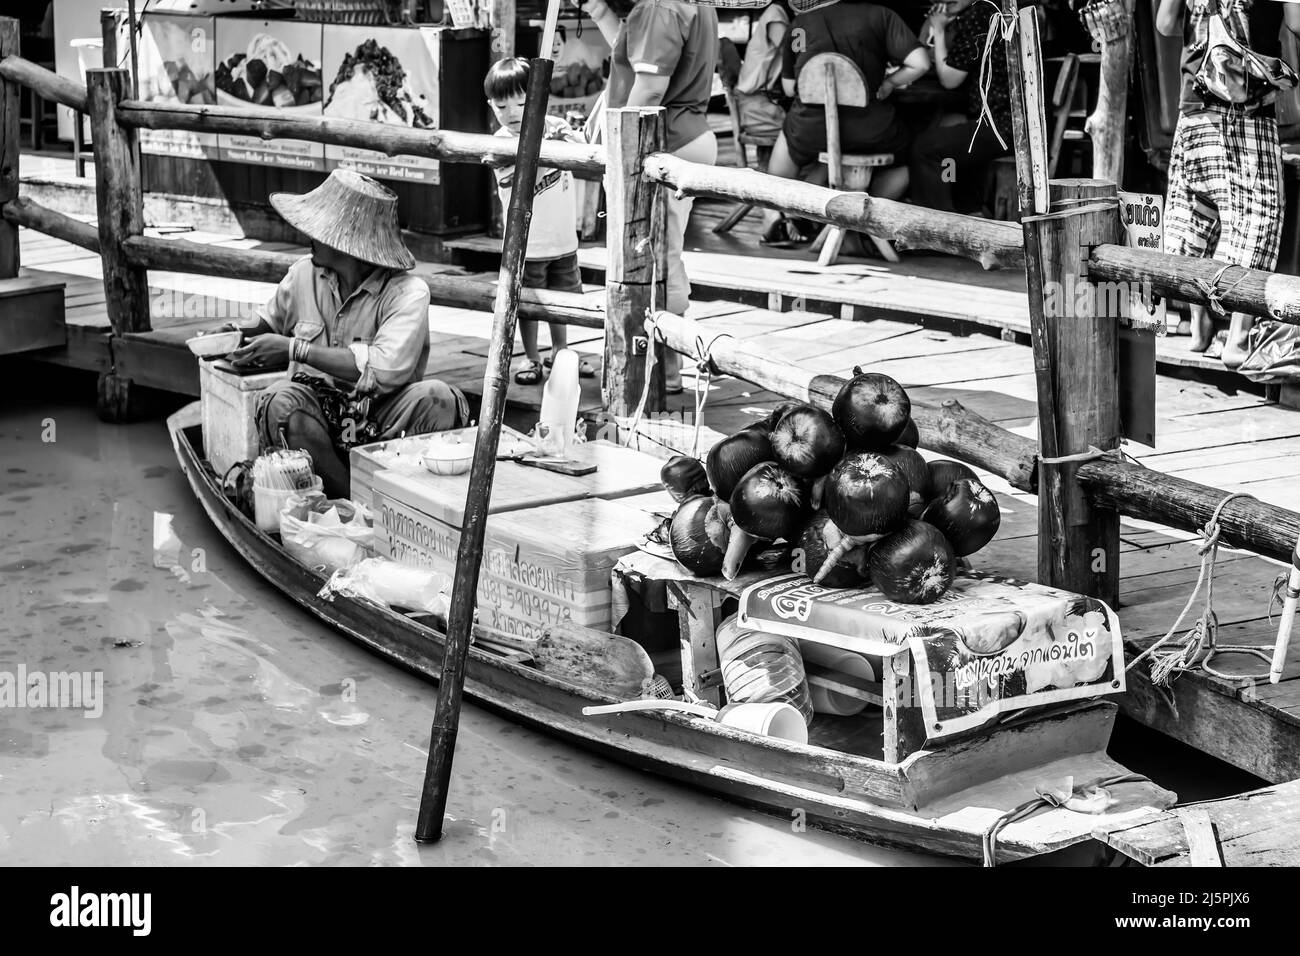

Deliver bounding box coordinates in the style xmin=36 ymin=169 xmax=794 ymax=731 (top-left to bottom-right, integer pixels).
xmin=1164 ymin=102 xmax=1283 ymax=271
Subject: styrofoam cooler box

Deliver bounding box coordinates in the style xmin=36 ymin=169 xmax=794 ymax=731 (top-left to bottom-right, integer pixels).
xmin=349 ymin=425 xmax=530 ymax=512
xmin=350 ymin=432 xmax=664 ymax=513
xmin=199 ymin=361 xmax=286 ymax=475
xmin=370 ymin=480 xmax=661 ymax=638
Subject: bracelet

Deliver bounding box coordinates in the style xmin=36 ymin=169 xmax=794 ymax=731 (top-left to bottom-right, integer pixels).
xmin=292 ymin=338 xmax=309 ymax=364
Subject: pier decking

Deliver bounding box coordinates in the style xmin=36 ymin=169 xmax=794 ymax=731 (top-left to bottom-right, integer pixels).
xmin=7 ymin=221 xmax=1300 ymax=785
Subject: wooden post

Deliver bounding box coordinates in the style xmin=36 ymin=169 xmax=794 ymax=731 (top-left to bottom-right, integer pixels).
xmin=1082 ymin=0 xmax=1135 ymax=185
xmin=1035 ymin=179 xmax=1122 ymax=604
xmin=1005 ymin=1 xmax=1120 ymax=604
xmin=603 ymin=107 xmax=667 ymax=423
xmin=87 ymin=67 xmax=150 ymax=422
xmin=0 ymin=18 xmax=19 ymax=279
xmin=100 ymin=9 xmax=120 ymax=66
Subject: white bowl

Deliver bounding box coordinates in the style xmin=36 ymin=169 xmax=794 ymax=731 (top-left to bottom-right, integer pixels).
xmin=422 ymin=437 xmax=474 ymax=476
xmin=186 ymin=330 xmax=243 ymax=358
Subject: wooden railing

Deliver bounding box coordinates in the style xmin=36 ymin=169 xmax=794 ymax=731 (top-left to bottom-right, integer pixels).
xmin=2 ymin=14 xmax=1299 ymax=611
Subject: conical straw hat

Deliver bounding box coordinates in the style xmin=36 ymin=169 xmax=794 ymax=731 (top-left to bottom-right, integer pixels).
xmin=270 ymin=169 xmax=416 ymax=271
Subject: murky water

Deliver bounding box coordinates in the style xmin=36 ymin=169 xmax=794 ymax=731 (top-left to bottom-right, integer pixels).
xmin=0 ymin=367 xmax=949 ymax=866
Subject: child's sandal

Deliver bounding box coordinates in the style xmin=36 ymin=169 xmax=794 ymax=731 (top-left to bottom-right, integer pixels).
xmin=514 ymin=359 xmax=543 ymax=385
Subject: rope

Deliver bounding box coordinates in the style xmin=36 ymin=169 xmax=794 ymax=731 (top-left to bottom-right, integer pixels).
xmin=1126 ymin=492 xmax=1275 ymax=688
xmin=624 ymin=187 xmax=667 ymax=447
xmin=1020 ymin=202 xmax=1116 ymax=224
xmin=982 ymin=772 xmax=1151 ymax=867
xmin=970 ymin=1 xmax=1015 ymax=152
xmin=1192 ymin=264 xmax=1252 ymax=317
xmin=688 ymin=331 xmax=735 ymax=457
xmin=1038 ymin=445 xmax=1108 ymax=466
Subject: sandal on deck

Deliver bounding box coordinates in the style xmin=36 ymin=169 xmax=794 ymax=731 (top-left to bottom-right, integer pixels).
xmin=759 ymin=218 xmax=809 ymax=248
xmin=514 ymin=359 xmax=543 ymax=385
xmin=544 ymin=355 xmax=598 ymax=378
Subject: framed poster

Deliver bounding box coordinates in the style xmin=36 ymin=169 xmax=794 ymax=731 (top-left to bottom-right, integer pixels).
xmin=321 ymin=26 xmax=442 ymax=184
xmin=214 ymin=19 xmax=325 ymax=170
xmin=137 ymin=13 xmax=218 ymax=159
xmin=546 ymin=19 xmax=608 ymax=123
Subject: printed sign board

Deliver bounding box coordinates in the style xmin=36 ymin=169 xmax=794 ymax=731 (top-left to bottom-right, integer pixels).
xmin=214 ymin=19 xmax=325 ymax=170
xmin=1117 ymin=191 xmax=1162 ymax=447
xmin=321 ymin=25 xmax=443 ymax=184
xmin=138 ymin=13 xmax=218 ymax=159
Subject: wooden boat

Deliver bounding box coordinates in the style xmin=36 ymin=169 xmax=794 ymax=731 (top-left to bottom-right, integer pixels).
xmin=169 ymin=403 xmax=1177 ymax=863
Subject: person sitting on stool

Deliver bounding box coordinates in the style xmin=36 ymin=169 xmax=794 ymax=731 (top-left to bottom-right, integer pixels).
xmin=227 ymin=169 xmax=469 ymax=499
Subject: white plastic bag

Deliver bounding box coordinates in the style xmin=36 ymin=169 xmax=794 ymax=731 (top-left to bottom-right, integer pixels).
xmin=318 ymin=557 xmax=452 ymax=619
xmin=279 ymin=492 xmax=373 ymax=575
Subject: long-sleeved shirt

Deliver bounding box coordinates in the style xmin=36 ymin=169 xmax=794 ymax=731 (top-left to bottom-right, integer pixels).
xmin=255 ymin=256 xmax=431 ymax=398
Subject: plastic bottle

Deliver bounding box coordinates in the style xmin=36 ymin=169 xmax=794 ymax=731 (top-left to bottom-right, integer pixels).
xmin=715 ymin=615 xmax=814 ymax=724
xmin=539 ymin=347 xmax=581 ymax=457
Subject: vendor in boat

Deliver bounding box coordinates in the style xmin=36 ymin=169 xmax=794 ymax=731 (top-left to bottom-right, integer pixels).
xmin=226 ymin=169 xmax=470 ymax=499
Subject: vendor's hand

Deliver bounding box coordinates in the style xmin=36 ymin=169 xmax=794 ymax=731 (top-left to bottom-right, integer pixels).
xmin=229 ymin=333 xmax=291 ymax=369
xmin=877 ymin=78 xmax=897 ymax=101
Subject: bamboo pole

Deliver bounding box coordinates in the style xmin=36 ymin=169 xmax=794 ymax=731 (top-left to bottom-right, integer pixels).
xmin=115 ymin=101 xmax=607 ymax=180
xmin=643 ymin=153 xmax=1025 ymax=271
xmin=604 ymin=107 xmax=668 ymax=419
xmin=0 ymin=19 xmax=18 ymax=279
xmin=415 ymin=1 xmax=563 ymax=842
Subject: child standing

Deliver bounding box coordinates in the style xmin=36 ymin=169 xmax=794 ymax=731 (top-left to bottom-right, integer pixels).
xmin=485 ymin=57 xmax=596 ymax=385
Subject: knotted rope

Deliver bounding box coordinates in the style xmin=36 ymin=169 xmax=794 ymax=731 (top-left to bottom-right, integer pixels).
xmin=982 ymin=772 xmax=1151 ymax=867
xmin=1192 ymin=264 xmax=1251 ymax=318
xmin=686 ymin=331 xmax=735 ymax=458
xmin=1126 ymin=492 xmax=1275 ymax=693
xmin=971 ymin=0 xmax=1016 ymax=152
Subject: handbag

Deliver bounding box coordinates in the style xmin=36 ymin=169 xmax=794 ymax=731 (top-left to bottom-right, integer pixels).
xmin=1193 ymin=0 xmax=1299 ymax=106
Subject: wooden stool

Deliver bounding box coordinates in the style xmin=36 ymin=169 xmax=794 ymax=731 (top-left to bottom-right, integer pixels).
xmin=797 ymin=52 xmax=900 ymax=266
xmin=811 ymin=152 xmax=899 ymax=264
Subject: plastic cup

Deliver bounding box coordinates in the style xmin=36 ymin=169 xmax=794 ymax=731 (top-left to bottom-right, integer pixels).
xmin=716 ymin=701 xmax=809 ymax=745
xmin=254 ymin=477 xmax=322 ymax=533
xmin=799 ymin=642 xmax=877 ymax=717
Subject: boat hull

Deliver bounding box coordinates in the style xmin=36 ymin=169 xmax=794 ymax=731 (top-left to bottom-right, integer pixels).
xmin=168 ymin=404 xmax=1175 ymax=862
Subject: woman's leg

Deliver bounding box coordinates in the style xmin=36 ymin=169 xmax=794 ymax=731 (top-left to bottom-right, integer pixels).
xmin=1220 ymin=110 xmax=1283 ymax=369
xmin=1162 ymin=110 xmax=1223 ymax=353
xmin=761 ymin=133 xmax=803 ymax=230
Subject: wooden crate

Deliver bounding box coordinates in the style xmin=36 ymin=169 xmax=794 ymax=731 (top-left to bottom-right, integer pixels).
xmin=198 ymin=361 xmax=287 ymax=475
xmin=370 ymin=488 xmax=661 ymax=638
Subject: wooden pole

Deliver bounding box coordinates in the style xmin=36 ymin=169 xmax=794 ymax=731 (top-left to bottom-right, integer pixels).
xmin=603 ymin=107 xmax=667 ymax=422
xmin=100 ymin=9 xmax=120 ymax=68
xmin=1037 ymin=179 xmax=1122 ymax=604
xmin=415 ymin=6 xmax=563 ymax=843
xmin=1004 ymin=1 xmax=1120 ymax=604
xmin=0 ymin=55 xmax=89 ymax=112
xmin=0 ymin=18 xmax=19 ymax=280
xmin=1081 ymin=0 xmax=1134 ymax=185
xmin=86 ymin=67 xmax=149 ymax=422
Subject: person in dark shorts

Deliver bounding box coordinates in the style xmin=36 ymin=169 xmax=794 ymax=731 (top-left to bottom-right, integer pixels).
xmin=908 ymin=0 xmax=1013 ymax=213
xmin=485 ymin=57 xmax=596 ymax=385
xmin=761 ymin=0 xmax=931 ymax=245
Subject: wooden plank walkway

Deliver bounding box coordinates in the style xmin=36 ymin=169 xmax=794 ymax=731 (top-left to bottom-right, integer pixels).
xmin=1097 ymin=778 xmax=1300 ymax=866
xmin=12 ymin=224 xmax=1300 ymax=785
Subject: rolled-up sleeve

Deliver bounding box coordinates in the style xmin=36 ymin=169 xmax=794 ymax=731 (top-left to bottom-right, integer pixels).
xmin=364 ymin=276 xmax=432 ymax=397
xmin=627 ymin=0 xmax=687 ymax=75
xmin=255 ymin=256 xmax=311 ymax=334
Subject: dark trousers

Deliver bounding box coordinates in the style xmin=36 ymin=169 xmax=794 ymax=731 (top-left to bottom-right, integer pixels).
xmin=909 ymin=120 xmax=1011 ymax=213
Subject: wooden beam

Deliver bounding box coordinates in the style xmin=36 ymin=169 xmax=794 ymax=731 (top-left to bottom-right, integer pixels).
xmin=642 ymin=152 xmax=1025 ymax=271
xmin=3 ymin=195 xmax=99 ymax=251
xmin=0 ymin=54 xmax=89 ymax=113
xmin=604 ymin=108 xmax=667 ymax=419
xmin=86 ymin=68 xmax=149 ymax=337
xmin=115 ymin=101 xmax=606 ymax=181
xmin=0 ymin=20 xmax=18 ymax=279
xmin=1090 ymin=245 xmax=1300 ymax=326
